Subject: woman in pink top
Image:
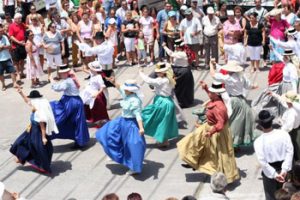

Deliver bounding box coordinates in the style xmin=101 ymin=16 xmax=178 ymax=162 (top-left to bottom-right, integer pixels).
xmin=265 ymin=8 xmax=289 ymax=62
xmin=76 ymin=11 xmax=94 ymax=75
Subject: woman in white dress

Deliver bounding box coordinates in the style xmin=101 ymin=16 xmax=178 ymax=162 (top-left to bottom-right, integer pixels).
xmin=80 ymin=61 xmax=109 ymax=126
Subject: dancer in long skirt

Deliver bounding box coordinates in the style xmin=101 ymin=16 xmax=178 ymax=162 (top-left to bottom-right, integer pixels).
xmin=268 ymin=90 xmax=300 ymax=161
xmin=50 ymin=65 xmax=90 ymax=148
xmin=10 ymin=89 xmax=58 ymax=173
xmin=162 ymin=39 xmax=194 ymax=108
xmin=210 ymin=60 xmax=257 ymax=148
xmin=96 ymin=79 xmax=146 ymax=175
xmin=140 ymin=62 xmax=179 ymax=147
xmin=80 ymin=61 xmax=109 ymax=126
xmin=251 ymin=61 xmax=285 ymax=118
xmin=177 ymin=81 xmax=240 ymax=183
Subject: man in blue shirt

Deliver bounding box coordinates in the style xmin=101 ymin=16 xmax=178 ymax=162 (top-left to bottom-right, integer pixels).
xmin=156 ymin=2 xmax=172 ymax=61
xmin=0 ymin=24 xmax=19 ymax=90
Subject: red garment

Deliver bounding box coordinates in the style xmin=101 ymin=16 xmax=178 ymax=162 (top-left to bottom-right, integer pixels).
xmin=268 ymin=62 xmax=284 ymax=86
xmin=206 ymin=100 xmax=228 ymax=135
xmin=8 ymin=22 xmax=26 ymax=49
xmin=84 ymin=92 xmax=109 ymax=123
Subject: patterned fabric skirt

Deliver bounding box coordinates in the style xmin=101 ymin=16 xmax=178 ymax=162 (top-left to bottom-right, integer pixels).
xmin=177 ymin=122 xmax=240 ymax=183
xmin=96 ymin=117 xmax=146 ymax=173
xmin=142 ymin=95 xmax=179 ymax=143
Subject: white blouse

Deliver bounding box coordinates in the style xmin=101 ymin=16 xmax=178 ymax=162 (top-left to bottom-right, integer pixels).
xmin=163 ymin=46 xmax=189 ymax=67
xmin=254 ymin=129 xmax=294 ymax=179
xmin=139 ymin=71 xmax=173 ymax=97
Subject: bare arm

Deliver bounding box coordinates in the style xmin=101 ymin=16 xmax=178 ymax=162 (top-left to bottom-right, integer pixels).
xmin=39 ymin=122 xmax=48 ymax=145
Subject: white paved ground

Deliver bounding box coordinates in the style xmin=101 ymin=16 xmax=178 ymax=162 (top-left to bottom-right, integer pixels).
xmin=0 ymin=60 xmax=269 ymax=200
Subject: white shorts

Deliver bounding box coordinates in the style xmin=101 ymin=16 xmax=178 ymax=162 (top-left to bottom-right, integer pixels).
xmin=124 ymin=37 xmax=135 ymax=52
xmin=46 ymin=53 xmax=62 ymax=69
xmin=247 ymin=46 xmax=262 ymax=61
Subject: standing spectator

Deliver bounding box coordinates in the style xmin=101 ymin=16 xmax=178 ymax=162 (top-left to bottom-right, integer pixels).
xmin=122 ymin=11 xmax=139 ymax=65
xmin=157 ymin=2 xmax=172 ymax=61
xmin=254 ymin=110 xmax=294 ymax=200
xmin=244 ymin=0 xmax=268 ymax=24
xmin=43 ymin=22 xmax=65 ymax=81
xmin=52 ymin=12 xmax=71 ymax=64
xmin=191 ymin=0 xmax=204 ymax=57
xmin=3 ymin=0 xmax=15 ymax=19
xmin=139 ymin=7 xmax=156 ymax=66
xmin=77 ymin=12 xmax=94 ymax=75
xmin=25 ymin=30 xmax=44 ymax=88
xmin=135 ymin=31 xmax=147 ymax=66
xmin=131 ymin=0 xmax=140 ymax=21
xmin=92 ymin=14 xmax=102 ymax=37
xmin=116 ymin=0 xmax=128 ymax=22
xmin=244 ymin=12 xmax=265 ymax=72
xmin=0 ymin=24 xmax=19 ymax=90
xmin=150 ymin=7 xmax=158 ymax=52
xmin=179 ymin=8 xmax=202 ymax=67
xmin=282 ymin=3 xmax=298 ymax=26
xmin=70 ymin=13 xmax=81 ymax=68
xmin=9 ymin=13 xmax=27 ymax=80
xmin=25 ymin=5 xmax=45 ymax=26
xmin=163 ymin=11 xmax=180 ymax=61
xmin=29 ymin=14 xmax=44 ymax=69
xmin=3 ymin=13 xmax=13 ymax=33
xmin=102 ymin=0 xmax=114 ymax=15
xmin=94 ymin=2 xmax=106 ymax=30
xmin=104 ymin=8 xmax=122 ymax=39
xmin=202 ymin=6 xmax=222 ymax=66
xmin=265 ymin=8 xmax=290 ymax=63
xmin=105 ymin=18 xmax=118 ymax=67
xmin=20 ymin=0 xmax=33 ymax=22
xmin=223 ymin=10 xmax=244 ymax=63
xmin=77 ymin=0 xmax=94 ymax=18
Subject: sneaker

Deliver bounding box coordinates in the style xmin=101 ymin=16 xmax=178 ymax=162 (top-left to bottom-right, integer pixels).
xmin=126 ymin=170 xmax=139 ymax=175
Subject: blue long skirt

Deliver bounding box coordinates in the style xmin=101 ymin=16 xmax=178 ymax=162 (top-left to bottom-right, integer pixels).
xmin=10 ymin=118 xmax=53 ymax=173
xmin=96 ymin=117 xmax=146 ymax=173
xmin=50 ymin=95 xmax=90 ymax=146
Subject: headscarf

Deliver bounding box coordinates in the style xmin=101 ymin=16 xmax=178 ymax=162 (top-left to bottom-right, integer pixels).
xmin=30 ymin=98 xmax=59 ymax=135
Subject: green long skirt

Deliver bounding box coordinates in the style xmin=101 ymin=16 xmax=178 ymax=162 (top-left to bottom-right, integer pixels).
xmin=230 ymin=96 xmax=254 ymax=147
xmin=142 ymin=95 xmax=179 ymax=143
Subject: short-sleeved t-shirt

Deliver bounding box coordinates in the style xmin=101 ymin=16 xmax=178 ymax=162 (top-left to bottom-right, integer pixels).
xmin=123 ymin=19 xmax=137 ymax=38
xmin=139 ymin=16 xmax=154 ymax=36
xmin=179 ymin=17 xmax=202 ymax=45
xmin=43 ymin=32 xmax=63 ymax=55
xmin=8 ymin=22 xmax=26 ymax=49
xmin=0 ymin=35 xmax=11 ymax=61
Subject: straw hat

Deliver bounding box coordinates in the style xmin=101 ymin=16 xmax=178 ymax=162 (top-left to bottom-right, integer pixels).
xmin=208 ymin=81 xmax=226 ymax=93
xmin=58 ymin=64 xmax=71 ymax=73
xmin=281 ymin=91 xmax=300 ymax=104
xmin=154 ymin=62 xmax=170 ymax=73
xmin=283 ymin=49 xmax=295 ymax=56
xmin=122 ymin=79 xmax=140 ymax=93
xmin=88 ymin=61 xmax=102 ymax=72
xmin=219 ymin=61 xmax=243 ymax=73
xmin=269 ymin=8 xmax=282 ymax=16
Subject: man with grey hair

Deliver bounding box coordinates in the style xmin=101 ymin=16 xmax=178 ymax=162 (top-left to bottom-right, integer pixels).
xmin=200 ymin=172 xmax=229 ymax=199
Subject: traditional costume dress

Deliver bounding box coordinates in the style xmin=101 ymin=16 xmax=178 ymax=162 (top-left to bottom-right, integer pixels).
xmin=177 ymin=82 xmax=240 ymax=183
xmin=251 ymin=62 xmax=285 ymax=118
xmin=80 ymin=61 xmax=109 ymax=124
xmin=213 ymin=62 xmax=255 ymax=147
xmin=50 ymin=65 xmax=90 ymax=147
xmin=254 ymin=110 xmax=294 ymax=200
xmin=163 ymin=39 xmax=195 ymax=108
xmin=76 ymin=32 xmax=115 ymax=106
xmin=271 ymin=91 xmax=300 ymax=161
xmin=10 ymin=91 xmax=58 ymax=173
xmin=140 ymin=63 xmax=179 ymax=144
xmin=96 ymin=80 xmax=146 ymax=174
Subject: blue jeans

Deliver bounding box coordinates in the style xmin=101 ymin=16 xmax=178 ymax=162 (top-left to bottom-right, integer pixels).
xmin=159 ymin=34 xmax=166 ymax=59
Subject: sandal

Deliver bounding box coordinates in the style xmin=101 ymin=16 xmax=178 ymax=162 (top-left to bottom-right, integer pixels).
xmin=2 ymin=86 xmax=7 ymax=91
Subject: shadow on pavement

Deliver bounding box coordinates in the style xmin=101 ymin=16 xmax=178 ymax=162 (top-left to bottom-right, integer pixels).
xmin=17 ymin=160 xmax=72 ymax=178
xmin=105 ymin=159 xmax=164 ymax=181
xmin=53 ymin=138 xmax=97 ymax=153
xmin=146 ymin=135 xmax=185 ymax=151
